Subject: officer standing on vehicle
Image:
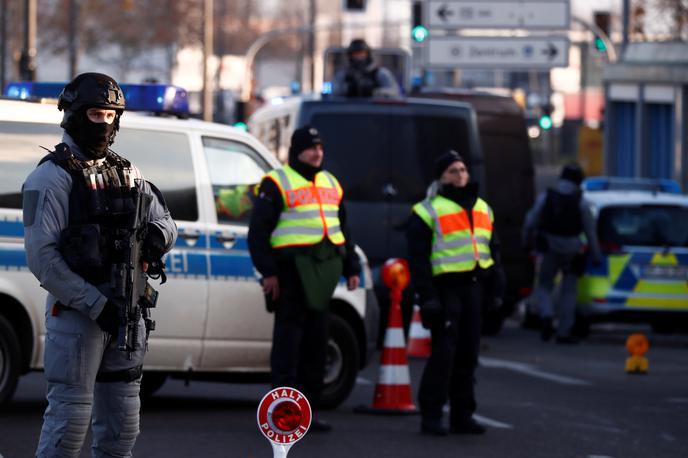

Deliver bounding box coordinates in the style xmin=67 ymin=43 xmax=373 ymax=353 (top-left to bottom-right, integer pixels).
xmin=407 ymin=150 xmax=502 ymax=436
xmin=332 ymin=38 xmax=401 ymax=97
xmin=22 ymin=73 xmax=177 ymax=457
xmin=248 ymin=125 xmax=360 ymax=432
xmin=522 ymin=162 xmax=601 ymax=343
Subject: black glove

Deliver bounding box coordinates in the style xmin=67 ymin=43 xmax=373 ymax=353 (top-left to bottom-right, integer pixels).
xmin=96 ymin=300 xmax=121 ymax=337
xmin=142 ymin=223 xmax=166 ymax=263
xmin=420 ymin=298 xmax=443 ymax=330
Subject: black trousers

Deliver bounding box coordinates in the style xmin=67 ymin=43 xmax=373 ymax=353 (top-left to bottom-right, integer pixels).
xmin=270 ymin=266 xmax=329 ymax=410
xmin=418 ymin=274 xmax=483 ymax=424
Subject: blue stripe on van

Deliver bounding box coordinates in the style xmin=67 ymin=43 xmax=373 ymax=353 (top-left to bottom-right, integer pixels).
xmin=0 ymin=246 xmax=27 ymax=268
xmin=0 ymin=219 xmax=24 ymax=237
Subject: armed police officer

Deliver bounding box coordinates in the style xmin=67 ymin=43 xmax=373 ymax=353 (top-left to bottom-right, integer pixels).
xmin=22 ymin=73 xmax=177 ymax=457
xmin=332 ymin=38 xmax=401 ymax=97
xmin=407 ymin=151 xmax=502 ymax=436
xmin=522 ymin=162 xmax=601 ymax=343
xmin=248 ymin=125 xmax=360 ymax=432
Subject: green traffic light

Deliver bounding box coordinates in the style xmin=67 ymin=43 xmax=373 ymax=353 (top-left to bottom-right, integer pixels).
xmin=594 ymin=37 xmax=607 ymax=52
xmin=412 ymin=25 xmax=429 ymax=43
xmin=233 ymin=122 xmax=248 ymax=131
xmin=539 ymin=115 xmax=553 ymax=130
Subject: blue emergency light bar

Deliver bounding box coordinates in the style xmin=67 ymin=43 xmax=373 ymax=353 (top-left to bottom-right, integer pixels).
xmin=583 ymin=176 xmax=682 ymax=194
xmin=3 ymin=81 xmax=189 ymax=116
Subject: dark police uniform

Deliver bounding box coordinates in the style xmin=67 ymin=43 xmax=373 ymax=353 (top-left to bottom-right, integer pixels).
xmin=407 ymin=152 xmax=502 ymax=436
xmin=248 ymin=126 xmax=360 ymax=431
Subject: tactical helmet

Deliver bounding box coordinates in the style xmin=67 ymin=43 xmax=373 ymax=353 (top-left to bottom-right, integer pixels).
xmin=560 ymin=162 xmax=585 ymax=185
xmin=347 ymin=38 xmax=371 ymax=56
xmin=57 ymin=72 xmax=125 ymax=114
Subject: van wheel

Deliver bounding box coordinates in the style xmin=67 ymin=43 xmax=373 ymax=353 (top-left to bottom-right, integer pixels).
xmin=140 ymin=372 xmax=167 ymax=399
xmin=0 ymin=315 xmax=21 ymax=407
xmin=321 ymin=315 xmax=359 ymax=410
xmin=572 ymin=316 xmax=591 ymax=338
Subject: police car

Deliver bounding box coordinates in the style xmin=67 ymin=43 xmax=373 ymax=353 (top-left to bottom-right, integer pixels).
xmin=575 ymin=177 xmax=688 ymax=334
xmin=0 ymin=83 xmax=379 ymax=408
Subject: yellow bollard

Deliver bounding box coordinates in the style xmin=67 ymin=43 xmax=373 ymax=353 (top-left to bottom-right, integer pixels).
xmin=625 ymin=333 xmax=649 ymax=374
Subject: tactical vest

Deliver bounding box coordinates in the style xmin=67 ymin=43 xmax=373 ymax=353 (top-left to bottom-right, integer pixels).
xmin=38 ymin=143 xmax=147 ymax=284
xmin=541 ymin=188 xmax=583 ymax=237
xmin=413 ymin=195 xmax=495 ymax=276
xmin=266 ymin=166 xmax=345 ymax=249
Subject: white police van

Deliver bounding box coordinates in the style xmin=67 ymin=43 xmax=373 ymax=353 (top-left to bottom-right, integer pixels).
xmin=0 ymin=83 xmax=378 ymax=408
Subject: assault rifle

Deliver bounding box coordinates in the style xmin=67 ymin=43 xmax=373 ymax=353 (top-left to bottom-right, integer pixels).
xmin=110 ymin=180 xmax=158 ymax=357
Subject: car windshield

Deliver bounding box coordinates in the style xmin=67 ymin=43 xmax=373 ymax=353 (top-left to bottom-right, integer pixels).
xmin=598 ymin=205 xmax=688 ymax=247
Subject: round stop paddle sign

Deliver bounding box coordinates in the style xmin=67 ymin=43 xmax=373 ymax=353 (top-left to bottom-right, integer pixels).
xmin=257 ymin=387 xmax=311 ymax=452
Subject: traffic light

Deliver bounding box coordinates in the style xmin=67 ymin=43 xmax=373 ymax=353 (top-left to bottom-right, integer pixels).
xmin=539 ymin=103 xmax=553 ymax=130
xmin=411 ymin=1 xmax=428 ymax=43
xmin=593 ymin=11 xmax=611 ymax=52
xmin=344 ymin=0 xmax=365 ymax=11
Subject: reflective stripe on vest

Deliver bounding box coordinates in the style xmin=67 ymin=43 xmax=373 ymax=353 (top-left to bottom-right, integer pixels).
xmin=413 ymin=195 xmax=494 ymax=275
xmin=266 ymin=166 xmax=345 ymax=248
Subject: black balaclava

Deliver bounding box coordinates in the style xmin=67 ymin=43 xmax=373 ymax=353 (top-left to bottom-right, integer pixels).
xmin=288 ymin=125 xmax=323 ymax=181
xmin=66 ymin=108 xmax=117 ymax=160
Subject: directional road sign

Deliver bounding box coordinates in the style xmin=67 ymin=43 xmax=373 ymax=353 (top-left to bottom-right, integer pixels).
xmin=427 ymin=36 xmax=570 ymax=69
xmin=428 ymin=1 xmax=570 ymax=29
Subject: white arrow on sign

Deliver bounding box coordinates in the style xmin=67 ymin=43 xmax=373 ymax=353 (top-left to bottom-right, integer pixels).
xmin=428 ymin=0 xmax=570 ymax=29
xmin=427 ymin=36 xmax=570 ymax=69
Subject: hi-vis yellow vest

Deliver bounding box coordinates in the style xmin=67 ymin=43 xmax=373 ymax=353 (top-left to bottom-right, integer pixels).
xmin=413 ymin=195 xmax=494 ymax=275
xmin=265 ymin=166 xmax=345 ymax=248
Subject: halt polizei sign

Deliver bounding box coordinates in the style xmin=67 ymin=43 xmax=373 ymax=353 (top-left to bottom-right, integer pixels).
xmin=257 ymin=387 xmax=312 ymax=458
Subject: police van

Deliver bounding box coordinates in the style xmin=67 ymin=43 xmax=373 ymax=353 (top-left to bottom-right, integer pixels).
xmin=575 ymin=177 xmax=688 ymax=334
xmin=0 ymin=84 xmax=379 ymax=408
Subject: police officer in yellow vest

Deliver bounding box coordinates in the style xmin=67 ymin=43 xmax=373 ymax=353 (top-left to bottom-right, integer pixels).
xmin=407 ymin=150 xmax=502 ymax=436
xmin=248 ymin=125 xmax=361 ymax=432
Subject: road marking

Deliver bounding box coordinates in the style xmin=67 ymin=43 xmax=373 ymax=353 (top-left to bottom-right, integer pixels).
xmin=480 ymin=357 xmax=592 ymax=386
xmin=441 ymin=406 xmax=513 ymax=429
xmin=356 ymin=376 xmax=374 ymax=385
xmin=588 ymin=455 xmax=614 ymax=458
xmin=666 ymin=397 xmax=688 ymax=404
xmin=473 ymin=414 xmax=513 ymax=429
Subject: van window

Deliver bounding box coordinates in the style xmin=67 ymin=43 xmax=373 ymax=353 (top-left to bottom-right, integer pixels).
xmin=598 ymin=205 xmax=688 ymax=247
xmin=311 ymin=113 xmax=470 ymax=202
xmin=202 ymin=136 xmax=270 ymax=225
xmin=0 ymin=121 xmax=62 ymax=209
xmin=115 ymin=128 xmax=198 ymax=221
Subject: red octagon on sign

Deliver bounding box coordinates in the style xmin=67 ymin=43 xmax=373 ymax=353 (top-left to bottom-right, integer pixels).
xmin=257 ymin=387 xmax=312 ymax=445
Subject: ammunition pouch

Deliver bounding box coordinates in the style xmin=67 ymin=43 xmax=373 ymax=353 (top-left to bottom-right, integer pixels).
xmin=59 ymin=224 xmax=109 ymax=283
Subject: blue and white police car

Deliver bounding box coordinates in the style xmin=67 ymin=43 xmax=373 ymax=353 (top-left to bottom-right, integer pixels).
xmin=0 ymin=83 xmax=379 ymax=408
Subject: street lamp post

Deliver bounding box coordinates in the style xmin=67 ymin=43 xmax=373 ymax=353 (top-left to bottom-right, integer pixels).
xmin=19 ymin=0 xmax=36 ymax=81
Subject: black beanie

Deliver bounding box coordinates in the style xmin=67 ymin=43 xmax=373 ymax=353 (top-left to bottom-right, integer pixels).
xmin=434 ymin=150 xmax=465 ymax=179
xmin=560 ymin=162 xmax=584 ymax=185
xmin=289 ymin=125 xmax=322 ymax=161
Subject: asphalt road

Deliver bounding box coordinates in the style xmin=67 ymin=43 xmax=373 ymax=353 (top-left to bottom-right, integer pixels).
xmin=2 ymin=319 xmax=687 ymax=458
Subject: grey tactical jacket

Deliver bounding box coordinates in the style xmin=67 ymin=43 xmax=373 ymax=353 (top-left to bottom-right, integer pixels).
xmin=22 ymin=133 xmax=177 ymax=320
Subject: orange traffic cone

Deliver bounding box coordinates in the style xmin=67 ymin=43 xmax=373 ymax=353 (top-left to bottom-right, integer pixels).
xmin=407 ymin=304 xmax=431 ymax=358
xmin=356 ymin=259 xmax=418 ymax=415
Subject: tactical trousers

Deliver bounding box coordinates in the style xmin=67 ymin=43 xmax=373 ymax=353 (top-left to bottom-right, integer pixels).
xmin=535 ymin=251 xmax=579 ymax=337
xmin=418 ymin=274 xmax=483 ymax=424
xmin=36 ymin=306 xmax=145 ymax=458
xmin=270 ymin=266 xmax=329 ymax=411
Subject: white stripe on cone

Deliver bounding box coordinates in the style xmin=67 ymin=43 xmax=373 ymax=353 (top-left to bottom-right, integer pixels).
xmin=377 ymin=364 xmax=412 ymax=385
xmin=383 ymin=328 xmax=406 ymax=348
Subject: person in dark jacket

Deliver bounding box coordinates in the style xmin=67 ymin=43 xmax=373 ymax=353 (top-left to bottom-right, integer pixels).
xmin=248 ymin=125 xmax=361 ymax=432
xmin=522 ymin=162 xmax=601 ymax=343
xmin=332 ymin=38 xmax=401 ymax=97
xmin=407 ymin=150 xmax=502 ymax=436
